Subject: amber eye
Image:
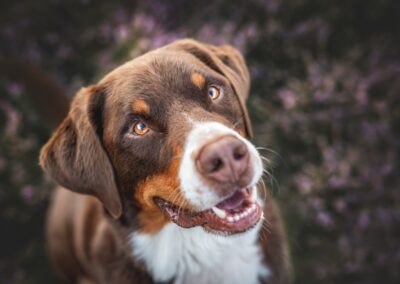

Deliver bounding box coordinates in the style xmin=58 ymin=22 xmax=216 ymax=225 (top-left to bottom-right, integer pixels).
xmin=208 ymin=86 xmax=222 ymax=100
xmin=132 ymin=122 xmax=149 ymax=136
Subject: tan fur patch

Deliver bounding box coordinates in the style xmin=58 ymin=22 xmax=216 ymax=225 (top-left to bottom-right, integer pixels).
xmin=131 ymin=100 xmax=150 ymax=115
xmin=191 ymin=72 xmax=205 ymax=89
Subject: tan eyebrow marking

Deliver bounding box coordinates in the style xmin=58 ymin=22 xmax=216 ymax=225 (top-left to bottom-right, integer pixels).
xmin=191 ymin=72 xmax=206 ymax=89
xmin=132 ymin=99 xmax=150 ymax=115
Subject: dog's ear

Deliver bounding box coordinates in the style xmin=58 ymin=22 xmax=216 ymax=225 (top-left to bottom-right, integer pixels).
xmin=168 ymin=39 xmax=253 ymax=139
xmin=40 ymin=86 xmax=122 ymax=218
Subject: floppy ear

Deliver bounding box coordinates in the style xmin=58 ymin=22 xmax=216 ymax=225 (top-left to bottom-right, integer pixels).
xmin=40 ymin=86 xmax=122 ymax=218
xmin=168 ymin=39 xmax=253 ymax=139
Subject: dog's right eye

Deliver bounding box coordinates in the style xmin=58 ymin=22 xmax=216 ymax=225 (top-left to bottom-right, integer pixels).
xmin=132 ymin=122 xmax=150 ymax=136
xmin=208 ymin=86 xmax=222 ymax=100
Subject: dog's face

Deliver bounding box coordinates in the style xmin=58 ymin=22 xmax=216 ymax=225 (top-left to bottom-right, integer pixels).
xmin=40 ymin=40 xmax=263 ymax=235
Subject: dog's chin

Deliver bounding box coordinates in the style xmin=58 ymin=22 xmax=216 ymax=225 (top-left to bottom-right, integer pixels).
xmin=154 ymin=185 xmax=262 ymax=235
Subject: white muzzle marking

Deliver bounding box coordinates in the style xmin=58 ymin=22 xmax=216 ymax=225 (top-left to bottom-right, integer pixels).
xmin=178 ymin=122 xmax=263 ymax=210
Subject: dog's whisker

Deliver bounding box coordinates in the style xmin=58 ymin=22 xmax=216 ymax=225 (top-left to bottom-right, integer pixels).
xmin=260 ymin=155 xmax=272 ymax=165
xmin=165 ymin=186 xmax=180 ymax=200
xmin=256 ymin=146 xmax=288 ymax=170
xmin=261 ymin=172 xmax=280 ymax=195
xmin=262 ymin=168 xmax=273 ymax=178
xmin=258 ymin=152 xmax=281 ymax=195
xmin=170 ymin=189 xmax=183 ymax=206
xmin=258 ymin=179 xmax=269 ymax=203
xmin=177 ymin=198 xmax=188 ymax=217
xmin=255 ymin=146 xmax=281 ymax=158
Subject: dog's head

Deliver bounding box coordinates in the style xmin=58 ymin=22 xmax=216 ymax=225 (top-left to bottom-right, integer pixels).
xmin=40 ymin=39 xmax=263 ymax=235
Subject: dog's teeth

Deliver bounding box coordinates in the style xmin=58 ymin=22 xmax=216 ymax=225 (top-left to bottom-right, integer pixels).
xmin=212 ymin=207 xmax=227 ymax=218
xmin=227 ymin=216 xmax=234 ymax=222
xmin=234 ymin=214 xmax=240 ymax=221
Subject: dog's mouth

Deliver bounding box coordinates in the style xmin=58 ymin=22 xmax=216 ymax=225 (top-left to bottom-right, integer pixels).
xmin=154 ymin=186 xmax=262 ymax=235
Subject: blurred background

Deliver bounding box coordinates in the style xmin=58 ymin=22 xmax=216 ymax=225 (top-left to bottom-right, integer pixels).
xmin=1 ymin=0 xmax=399 ymax=283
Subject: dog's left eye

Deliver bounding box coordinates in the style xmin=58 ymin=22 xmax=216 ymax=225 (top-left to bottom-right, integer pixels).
xmin=208 ymin=86 xmax=222 ymax=100
xmin=132 ymin=122 xmax=149 ymax=136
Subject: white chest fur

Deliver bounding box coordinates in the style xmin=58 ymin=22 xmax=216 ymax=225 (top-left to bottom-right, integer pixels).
xmin=130 ymin=223 xmax=270 ymax=284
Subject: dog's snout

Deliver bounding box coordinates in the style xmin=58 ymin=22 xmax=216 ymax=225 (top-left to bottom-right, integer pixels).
xmin=196 ymin=136 xmax=249 ymax=184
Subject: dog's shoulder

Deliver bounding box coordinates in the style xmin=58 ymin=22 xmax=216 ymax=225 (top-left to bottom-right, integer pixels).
xmin=47 ymin=188 xmax=151 ymax=283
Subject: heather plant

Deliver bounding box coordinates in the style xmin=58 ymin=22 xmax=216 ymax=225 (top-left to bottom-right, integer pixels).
xmin=1 ymin=1 xmax=399 ymax=283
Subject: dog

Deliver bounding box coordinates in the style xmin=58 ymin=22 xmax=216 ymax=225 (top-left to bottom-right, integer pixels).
xmin=40 ymin=39 xmax=292 ymax=284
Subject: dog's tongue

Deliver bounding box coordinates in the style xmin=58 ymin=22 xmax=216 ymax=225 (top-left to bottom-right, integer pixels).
xmin=216 ymin=190 xmax=246 ymax=210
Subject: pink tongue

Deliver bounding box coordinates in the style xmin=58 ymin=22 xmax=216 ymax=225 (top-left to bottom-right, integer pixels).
xmin=216 ymin=190 xmax=246 ymax=210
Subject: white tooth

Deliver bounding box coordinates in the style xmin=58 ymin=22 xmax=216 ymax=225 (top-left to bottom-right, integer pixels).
xmin=228 ymin=216 xmax=234 ymax=222
xmin=241 ymin=212 xmax=247 ymax=218
xmin=251 ymin=204 xmax=257 ymax=210
xmin=212 ymin=207 xmax=227 ymax=219
xmin=234 ymin=215 xmax=240 ymax=221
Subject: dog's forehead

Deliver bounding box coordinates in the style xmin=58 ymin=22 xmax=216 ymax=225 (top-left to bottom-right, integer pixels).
xmin=102 ymin=50 xmax=217 ymax=99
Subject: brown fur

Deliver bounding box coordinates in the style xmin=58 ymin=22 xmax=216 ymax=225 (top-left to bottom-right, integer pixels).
xmin=41 ymin=39 xmax=292 ymax=283
xmin=260 ymin=191 xmax=293 ymax=284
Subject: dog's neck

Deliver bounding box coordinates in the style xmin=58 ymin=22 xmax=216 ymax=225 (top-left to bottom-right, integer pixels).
xmin=129 ymin=222 xmax=269 ymax=284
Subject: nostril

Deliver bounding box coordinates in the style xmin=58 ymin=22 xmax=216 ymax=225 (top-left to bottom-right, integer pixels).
xmin=233 ymin=151 xmax=243 ymax=160
xmin=233 ymin=144 xmax=247 ymax=161
xmin=210 ymin=158 xmax=224 ymax=173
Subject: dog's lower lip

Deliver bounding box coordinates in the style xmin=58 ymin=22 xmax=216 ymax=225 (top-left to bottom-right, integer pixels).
xmin=154 ymin=186 xmax=261 ymax=234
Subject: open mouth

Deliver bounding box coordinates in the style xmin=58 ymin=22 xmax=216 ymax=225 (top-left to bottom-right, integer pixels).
xmin=154 ymin=186 xmax=262 ymax=234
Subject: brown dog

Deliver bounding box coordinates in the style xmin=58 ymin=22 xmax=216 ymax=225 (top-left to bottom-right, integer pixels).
xmin=40 ymin=39 xmax=291 ymax=284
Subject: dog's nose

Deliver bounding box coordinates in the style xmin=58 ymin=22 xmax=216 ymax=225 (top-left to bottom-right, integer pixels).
xmin=196 ymin=136 xmax=249 ymax=184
